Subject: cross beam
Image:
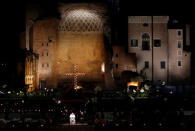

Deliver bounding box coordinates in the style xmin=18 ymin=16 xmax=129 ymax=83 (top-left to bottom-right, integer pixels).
xmin=65 ymin=64 xmax=85 ymax=90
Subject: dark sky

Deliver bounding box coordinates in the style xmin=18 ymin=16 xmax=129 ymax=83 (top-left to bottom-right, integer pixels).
xmin=0 ymin=0 xmax=195 ymax=58
xmin=1 ymin=1 xmax=25 ymax=56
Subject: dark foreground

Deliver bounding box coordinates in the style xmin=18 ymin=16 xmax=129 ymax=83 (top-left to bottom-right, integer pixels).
xmin=0 ymin=90 xmax=195 ymax=130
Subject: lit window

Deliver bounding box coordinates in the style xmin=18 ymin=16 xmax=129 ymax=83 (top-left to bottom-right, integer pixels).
xmin=178 ymin=61 xmax=182 ymax=67
xmin=161 ymin=61 xmax=166 ymax=69
xmin=178 ymin=41 xmax=182 ymax=48
xmin=142 ymin=33 xmax=150 ymax=50
xmin=144 ymin=61 xmax=149 ymax=68
xmin=154 ymin=39 xmax=161 ymax=47
xmin=131 ymin=39 xmax=138 ymax=47
xmin=101 ymin=62 xmax=105 ymax=73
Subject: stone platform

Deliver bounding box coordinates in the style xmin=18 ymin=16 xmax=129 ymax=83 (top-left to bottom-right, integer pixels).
xmin=54 ymin=124 xmax=94 ymax=131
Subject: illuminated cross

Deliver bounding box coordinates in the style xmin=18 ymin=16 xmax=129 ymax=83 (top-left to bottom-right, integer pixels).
xmin=65 ymin=64 xmax=85 ymax=90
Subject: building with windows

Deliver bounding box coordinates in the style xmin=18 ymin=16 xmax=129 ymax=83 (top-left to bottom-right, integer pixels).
xmin=112 ymin=46 xmax=136 ymax=78
xmin=128 ymin=16 xmax=191 ymax=85
xmin=21 ymin=5 xmax=192 ymax=91
xmin=21 ymin=2 xmax=115 ymax=91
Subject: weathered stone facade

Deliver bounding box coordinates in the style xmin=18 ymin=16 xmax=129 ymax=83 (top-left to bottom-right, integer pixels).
xmin=33 ymin=18 xmax=58 ymax=89
xmin=128 ymin=16 xmax=191 ymax=85
xmin=24 ymin=3 xmax=111 ymax=90
xmin=168 ymin=29 xmax=191 ymax=84
xmin=25 ymin=51 xmax=38 ymax=92
xmin=112 ymin=46 xmax=136 ymax=78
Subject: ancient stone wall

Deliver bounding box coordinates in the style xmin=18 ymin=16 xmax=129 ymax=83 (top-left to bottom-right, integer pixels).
xmin=31 ymin=3 xmax=110 ymax=89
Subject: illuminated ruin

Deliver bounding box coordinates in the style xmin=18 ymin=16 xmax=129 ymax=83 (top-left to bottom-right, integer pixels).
xmin=23 ymin=3 xmax=112 ymax=91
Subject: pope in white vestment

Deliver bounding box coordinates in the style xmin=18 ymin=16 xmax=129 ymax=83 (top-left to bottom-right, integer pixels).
xmin=70 ymin=113 xmax=76 ymax=125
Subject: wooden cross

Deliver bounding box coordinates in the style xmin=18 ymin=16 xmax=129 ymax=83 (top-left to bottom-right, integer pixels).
xmin=65 ymin=64 xmax=85 ymax=90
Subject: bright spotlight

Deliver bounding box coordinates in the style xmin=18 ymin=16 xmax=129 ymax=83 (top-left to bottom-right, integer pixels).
xmin=101 ymin=62 xmax=105 ymax=73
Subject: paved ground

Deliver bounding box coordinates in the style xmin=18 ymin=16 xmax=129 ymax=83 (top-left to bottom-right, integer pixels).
xmin=51 ymin=125 xmax=94 ymax=131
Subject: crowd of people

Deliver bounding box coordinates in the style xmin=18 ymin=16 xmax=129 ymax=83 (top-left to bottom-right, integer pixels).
xmin=0 ymin=91 xmax=195 ymax=129
xmin=0 ymin=98 xmax=89 ymax=128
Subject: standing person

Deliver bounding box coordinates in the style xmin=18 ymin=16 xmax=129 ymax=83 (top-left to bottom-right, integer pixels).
xmin=69 ymin=113 xmax=76 ymax=125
